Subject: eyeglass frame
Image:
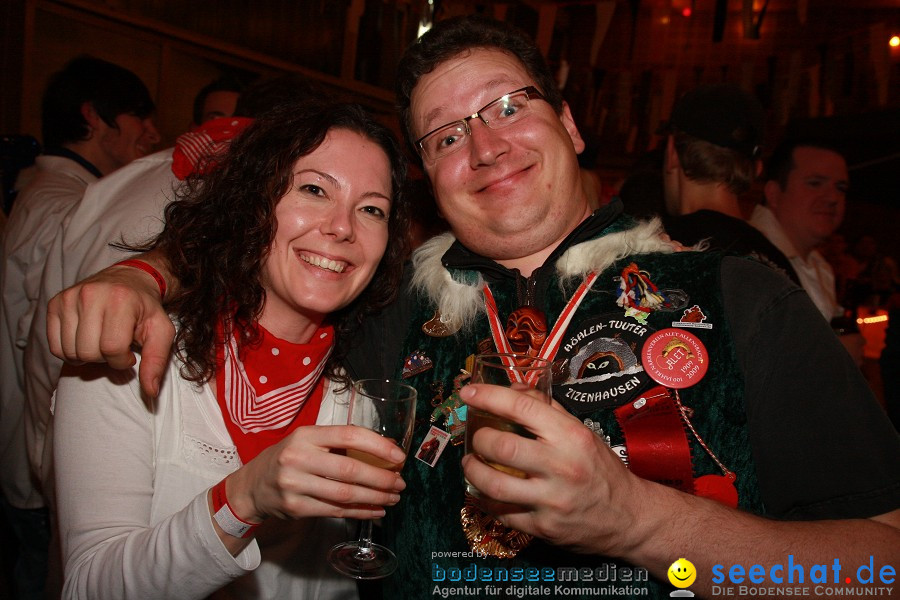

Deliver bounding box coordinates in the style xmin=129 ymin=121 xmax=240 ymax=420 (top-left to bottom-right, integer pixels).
xmin=414 ymin=86 xmax=546 ymax=161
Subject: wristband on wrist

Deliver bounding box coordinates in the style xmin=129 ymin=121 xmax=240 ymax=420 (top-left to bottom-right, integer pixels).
xmin=114 ymin=259 xmax=167 ymax=300
xmin=211 ymin=478 xmax=259 ymax=539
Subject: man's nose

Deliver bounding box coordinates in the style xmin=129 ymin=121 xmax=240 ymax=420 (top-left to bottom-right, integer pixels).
xmin=143 ymin=119 xmax=161 ymax=145
xmin=467 ymin=119 xmax=510 ymax=167
xmin=824 ymin=184 xmax=845 ymax=204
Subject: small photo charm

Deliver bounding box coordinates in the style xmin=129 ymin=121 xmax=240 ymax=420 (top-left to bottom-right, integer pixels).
xmin=415 ymin=426 xmax=451 ymax=467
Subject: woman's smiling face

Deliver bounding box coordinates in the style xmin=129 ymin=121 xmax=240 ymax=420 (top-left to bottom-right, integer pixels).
xmin=259 ymin=127 xmax=392 ymax=337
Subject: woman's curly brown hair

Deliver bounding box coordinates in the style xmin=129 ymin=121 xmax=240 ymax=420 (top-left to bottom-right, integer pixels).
xmin=149 ymin=102 xmax=409 ymax=385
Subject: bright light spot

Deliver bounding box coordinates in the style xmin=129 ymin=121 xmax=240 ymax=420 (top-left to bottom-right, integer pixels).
xmin=890 ymin=36 xmax=900 ymax=48
xmin=682 ymin=7 xmax=692 ymax=17
xmin=661 ymin=16 xmax=671 ymax=25
xmin=417 ymin=0 xmax=434 ymax=39
xmin=858 ymin=314 xmax=889 ymax=325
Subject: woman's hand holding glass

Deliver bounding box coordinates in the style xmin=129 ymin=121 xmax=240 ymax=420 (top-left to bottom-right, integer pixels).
xmin=329 ymin=379 xmax=417 ymax=579
xmin=218 ymin=424 xmax=407 ymax=530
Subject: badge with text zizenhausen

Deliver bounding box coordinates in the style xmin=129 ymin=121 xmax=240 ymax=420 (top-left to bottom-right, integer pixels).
xmin=553 ymin=313 xmax=655 ymax=415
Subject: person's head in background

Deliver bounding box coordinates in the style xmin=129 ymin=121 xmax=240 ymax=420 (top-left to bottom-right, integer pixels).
xmin=171 ymin=74 xmax=330 ymax=182
xmin=42 ymin=55 xmax=160 ymax=175
xmin=191 ymin=75 xmax=244 ymax=129
xmin=660 ymin=83 xmax=764 ymax=217
xmin=763 ymin=139 xmax=849 ymax=258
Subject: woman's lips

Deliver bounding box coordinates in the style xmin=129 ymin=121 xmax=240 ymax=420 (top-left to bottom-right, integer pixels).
xmin=298 ymin=252 xmax=348 ymax=273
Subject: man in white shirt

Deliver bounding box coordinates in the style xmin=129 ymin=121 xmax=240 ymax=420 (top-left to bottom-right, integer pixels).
xmin=0 ymin=55 xmax=158 ymax=599
xmin=751 ymin=140 xmax=848 ymax=319
xmin=751 ymin=139 xmax=864 ymax=363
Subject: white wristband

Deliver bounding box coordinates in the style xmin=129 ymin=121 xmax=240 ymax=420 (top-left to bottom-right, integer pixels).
xmin=213 ymin=503 xmax=256 ymax=538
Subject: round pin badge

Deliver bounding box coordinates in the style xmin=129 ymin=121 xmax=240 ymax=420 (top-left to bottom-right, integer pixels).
xmin=641 ymin=328 xmax=709 ymax=388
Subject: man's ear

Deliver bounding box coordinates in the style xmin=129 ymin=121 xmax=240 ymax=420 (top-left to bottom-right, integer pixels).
xmin=763 ymin=180 xmax=780 ymax=208
xmin=664 ymin=135 xmax=680 ymax=173
xmin=80 ymin=102 xmax=103 ymax=132
xmin=560 ymin=101 xmax=585 ymax=154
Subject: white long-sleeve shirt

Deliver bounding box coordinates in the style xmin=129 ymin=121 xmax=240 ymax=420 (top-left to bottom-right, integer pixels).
xmin=1 ymin=155 xmax=97 ymax=508
xmin=53 ymin=353 xmax=359 ymax=600
xmin=25 ymin=149 xmax=177 ymax=500
xmin=750 ymin=204 xmax=841 ymax=321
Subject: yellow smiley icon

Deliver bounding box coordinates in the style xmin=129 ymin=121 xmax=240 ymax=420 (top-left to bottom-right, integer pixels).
xmin=667 ymin=558 xmax=697 ymax=588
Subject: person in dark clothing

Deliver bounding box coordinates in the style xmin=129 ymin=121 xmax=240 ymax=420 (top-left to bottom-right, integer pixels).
xmin=659 ymin=84 xmax=798 ymax=284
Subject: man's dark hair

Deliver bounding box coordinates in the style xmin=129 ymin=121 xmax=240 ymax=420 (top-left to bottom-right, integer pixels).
xmin=672 ymin=130 xmax=759 ymax=196
xmin=41 ymin=56 xmax=155 ymax=148
xmin=765 ymin=138 xmax=847 ymax=190
xmin=396 ymin=15 xmax=564 ymax=152
xmin=192 ymin=75 xmax=245 ymax=125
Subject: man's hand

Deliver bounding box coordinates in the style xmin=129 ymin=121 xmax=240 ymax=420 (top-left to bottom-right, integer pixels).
xmin=459 ymin=383 xmax=653 ymax=557
xmin=459 ymin=383 xmax=900 ymax=597
xmin=46 ymin=263 xmax=174 ymax=397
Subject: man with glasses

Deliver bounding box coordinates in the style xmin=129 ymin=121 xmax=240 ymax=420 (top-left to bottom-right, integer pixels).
xmin=45 ymin=16 xmax=899 ymax=598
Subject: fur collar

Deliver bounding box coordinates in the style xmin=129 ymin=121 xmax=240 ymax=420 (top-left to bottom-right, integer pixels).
xmin=410 ymin=218 xmax=673 ymax=331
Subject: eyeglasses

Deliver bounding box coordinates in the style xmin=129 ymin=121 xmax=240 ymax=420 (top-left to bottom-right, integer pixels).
xmin=415 ymin=86 xmax=546 ymax=162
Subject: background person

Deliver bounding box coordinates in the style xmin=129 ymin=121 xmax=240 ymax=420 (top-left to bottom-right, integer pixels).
xmin=0 ymin=55 xmax=157 ymax=600
xmin=659 ymin=83 xmax=798 ymax=284
xmin=752 ymin=139 xmax=849 ymax=320
xmin=752 ymin=139 xmax=865 ymax=364
xmin=190 ymin=74 xmax=244 ymax=129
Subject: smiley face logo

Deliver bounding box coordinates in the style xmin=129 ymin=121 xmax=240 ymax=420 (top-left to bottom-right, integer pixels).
xmin=667 ymin=558 xmax=697 ymax=589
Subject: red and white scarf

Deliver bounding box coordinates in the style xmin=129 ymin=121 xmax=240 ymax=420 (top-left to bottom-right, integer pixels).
xmin=214 ymin=318 xmax=334 ymax=462
xmin=171 ymin=116 xmax=254 ymax=180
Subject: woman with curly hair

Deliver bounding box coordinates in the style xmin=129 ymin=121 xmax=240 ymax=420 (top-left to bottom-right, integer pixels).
xmin=52 ymin=101 xmax=410 ymax=599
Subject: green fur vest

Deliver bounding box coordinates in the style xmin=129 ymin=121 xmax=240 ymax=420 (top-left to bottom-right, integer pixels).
xmin=383 ymin=214 xmax=764 ymax=599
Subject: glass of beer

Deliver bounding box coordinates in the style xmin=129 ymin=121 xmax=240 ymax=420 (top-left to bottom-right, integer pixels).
xmin=328 ymin=379 xmax=416 ymax=579
xmin=464 ymin=353 xmax=552 ymax=497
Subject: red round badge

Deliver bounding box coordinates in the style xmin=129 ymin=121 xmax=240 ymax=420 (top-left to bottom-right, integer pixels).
xmin=641 ymin=328 xmax=709 ymax=388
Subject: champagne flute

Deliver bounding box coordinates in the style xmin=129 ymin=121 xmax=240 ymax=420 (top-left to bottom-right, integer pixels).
xmin=464 ymin=353 xmax=552 ymax=497
xmin=328 ymin=379 xmax=416 ymax=579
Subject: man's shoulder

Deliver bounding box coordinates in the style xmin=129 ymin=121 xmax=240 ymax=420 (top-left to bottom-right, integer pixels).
xmin=87 ymin=148 xmax=175 ymax=196
xmin=70 ymin=148 xmax=177 ymax=233
xmin=12 ymin=157 xmax=92 ymax=208
xmin=30 ymin=155 xmax=98 ymax=189
xmin=665 ymin=210 xmax=753 ymax=241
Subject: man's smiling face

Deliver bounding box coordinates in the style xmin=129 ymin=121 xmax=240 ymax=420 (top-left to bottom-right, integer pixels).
xmin=410 ymin=48 xmax=591 ymax=273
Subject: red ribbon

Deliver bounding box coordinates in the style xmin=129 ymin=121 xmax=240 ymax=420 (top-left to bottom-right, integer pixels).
xmin=614 ymin=385 xmax=695 ymax=495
